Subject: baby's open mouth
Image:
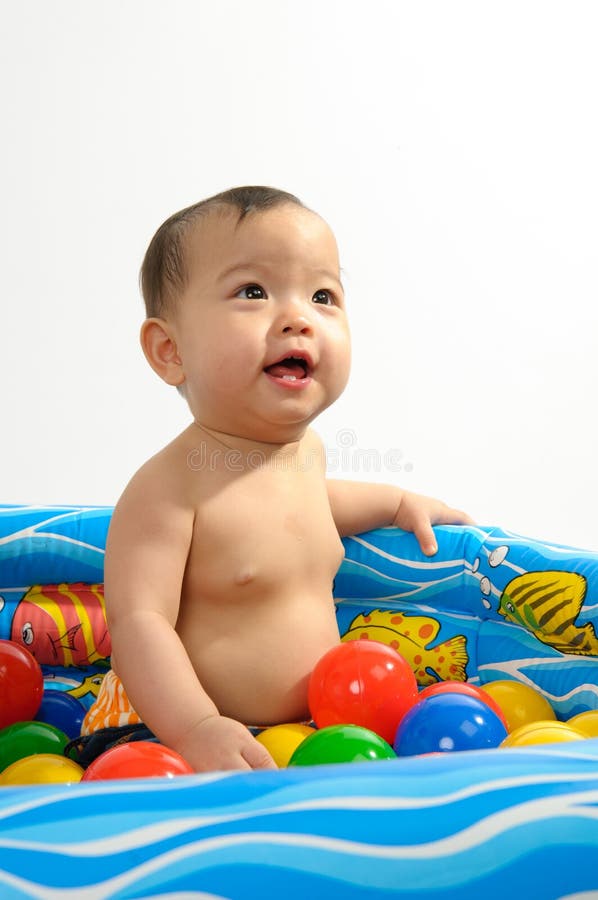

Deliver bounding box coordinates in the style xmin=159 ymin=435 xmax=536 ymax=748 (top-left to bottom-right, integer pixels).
xmin=264 ymin=356 xmax=310 ymax=381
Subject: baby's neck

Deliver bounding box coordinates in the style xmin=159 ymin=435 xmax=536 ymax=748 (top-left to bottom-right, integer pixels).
xmin=192 ymin=420 xmax=303 ymax=459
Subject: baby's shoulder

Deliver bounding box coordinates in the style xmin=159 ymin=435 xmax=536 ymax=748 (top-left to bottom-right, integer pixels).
xmin=117 ymin=429 xmax=196 ymax=512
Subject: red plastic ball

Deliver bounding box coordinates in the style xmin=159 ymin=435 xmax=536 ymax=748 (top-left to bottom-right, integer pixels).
xmin=309 ymin=640 xmax=418 ymax=744
xmin=81 ymin=740 xmax=194 ymax=781
xmin=418 ymin=680 xmax=508 ymax=729
xmin=0 ymin=641 xmax=44 ymax=730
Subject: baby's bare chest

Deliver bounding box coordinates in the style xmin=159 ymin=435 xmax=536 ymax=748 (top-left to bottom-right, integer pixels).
xmin=183 ymin=465 xmax=344 ymax=600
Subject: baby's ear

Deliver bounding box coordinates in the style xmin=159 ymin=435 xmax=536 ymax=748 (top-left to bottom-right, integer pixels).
xmin=139 ymin=318 xmax=185 ymax=387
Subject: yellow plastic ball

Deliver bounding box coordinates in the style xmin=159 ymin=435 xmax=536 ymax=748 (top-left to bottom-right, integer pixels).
xmin=482 ymin=680 xmax=555 ymax=733
xmin=0 ymin=753 xmax=84 ymax=785
xmin=566 ymin=710 xmax=598 ymax=738
xmin=501 ymin=720 xmax=586 ymax=748
xmin=256 ymin=724 xmax=315 ymax=767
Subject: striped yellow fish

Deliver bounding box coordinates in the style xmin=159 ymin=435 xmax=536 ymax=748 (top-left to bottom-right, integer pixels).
xmin=498 ymin=570 xmax=598 ymax=656
xmin=341 ymin=609 xmax=468 ymax=686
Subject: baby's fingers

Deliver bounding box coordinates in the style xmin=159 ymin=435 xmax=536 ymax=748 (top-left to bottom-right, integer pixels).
xmin=242 ymin=738 xmax=278 ymax=770
xmin=412 ymin=518 xmax=438 ymax=557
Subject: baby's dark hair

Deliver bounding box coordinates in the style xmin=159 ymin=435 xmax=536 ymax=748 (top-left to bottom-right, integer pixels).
xmin=140 ymin=185 xmax=305 ymax=318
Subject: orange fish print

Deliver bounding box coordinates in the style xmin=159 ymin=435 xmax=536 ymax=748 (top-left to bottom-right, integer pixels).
xmin=10 ymin=582 xmax=111 ymax=667
xmin=342 ymin=609 xmax=468 ymax=686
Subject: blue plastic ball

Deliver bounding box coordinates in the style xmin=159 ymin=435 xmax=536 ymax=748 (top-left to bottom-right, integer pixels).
xmin=394 ymin=692 xmax=508 ymax=756
xmin=34 ymin=690 xmax=86 ymax=739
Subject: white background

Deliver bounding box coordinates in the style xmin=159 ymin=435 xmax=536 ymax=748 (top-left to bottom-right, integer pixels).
xmin=2 ymin=1 xmax=597 ymax=549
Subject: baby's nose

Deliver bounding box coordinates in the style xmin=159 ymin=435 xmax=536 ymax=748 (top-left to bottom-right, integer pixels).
xmin=279 ymin=299 xmax=314 ymax=335
xmin=281 ymin=316 xmax=313 ymax=335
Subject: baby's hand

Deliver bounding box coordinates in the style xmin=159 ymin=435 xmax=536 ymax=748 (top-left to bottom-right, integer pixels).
xmin=176 ymin=715 xmax=278 ymax=773
xmin=394 ymin=491 xmax=474 ymax=556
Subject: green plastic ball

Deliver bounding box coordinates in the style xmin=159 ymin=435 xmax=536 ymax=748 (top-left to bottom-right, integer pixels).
xmin=0 ymin=720 xmax=69 ymax=772
xmin=288 ymin=724 xmax=397 ymax=766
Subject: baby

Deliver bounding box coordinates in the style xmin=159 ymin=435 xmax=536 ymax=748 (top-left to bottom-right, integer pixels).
xmin=83 ymin=186 xmax=472 ymax=772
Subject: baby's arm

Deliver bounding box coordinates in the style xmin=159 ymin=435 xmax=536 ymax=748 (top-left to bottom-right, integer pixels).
xmin=104 ymin=465 xmax=276 ymax=772
xmin=327 ymin=479 xmax=473 ymax=555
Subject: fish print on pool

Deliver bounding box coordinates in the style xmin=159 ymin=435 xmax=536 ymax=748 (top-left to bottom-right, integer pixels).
xmin=498 ymin=570 xmax=598 ymax=656
xmin=9 ymin=582 xmax=111 ymax=667
xmin=341 ymin=609 xmax=468 ymax=685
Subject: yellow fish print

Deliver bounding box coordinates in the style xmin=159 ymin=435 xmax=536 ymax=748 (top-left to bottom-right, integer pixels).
xmin=341 ymin=610 xmax=468 ymax=686
xmin=69 ymin=672 xmax=106 ymax=702
xmin=498 ymin=570 xmax=598 ymax=656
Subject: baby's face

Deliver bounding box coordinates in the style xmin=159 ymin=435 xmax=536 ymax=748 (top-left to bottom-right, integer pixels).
xmin=169 ymin=203 xmax=351 ymax=442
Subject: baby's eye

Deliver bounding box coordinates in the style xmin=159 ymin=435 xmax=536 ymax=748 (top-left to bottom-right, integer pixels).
xmin=312 ymin=289 xmax=335 ymax=306
xmin=236 ymin=284 xmax=266 ymax=300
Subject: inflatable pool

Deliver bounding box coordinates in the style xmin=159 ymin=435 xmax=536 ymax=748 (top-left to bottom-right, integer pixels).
xmin=1 ymin=504 xmax=598 ymax=898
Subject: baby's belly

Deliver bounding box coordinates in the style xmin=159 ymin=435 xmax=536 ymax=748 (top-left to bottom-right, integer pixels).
xmin=178 ymin=599 xmax=341 ymax=725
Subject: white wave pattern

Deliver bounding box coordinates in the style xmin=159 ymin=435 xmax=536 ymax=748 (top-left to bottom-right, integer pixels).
xmin=347 ymin=535 xmax=468 ymax=571
xmin=580 ymin=603 xmax=598 ymax=616
xmin=3 ymin=770 xmax=598 ymax=857
xmin=0 ymin=509 xmax=105 ymax=554
xmin=337 ymin=567 xmax=467 ymax=603
xmin=478 ymin=657 xmax=598 ymax=706
xmin=143 ymin=895 xmax=228 ymax=900
xmin=483 ymin=529 xmax=598 ymax=559
xmin=2 ymin=787 xmax=598 ymax=899
xmin=559 ymin=893 xmax=598 ymax=900
xmin=341 ymin=535 xmax=476 ymax=604
xmin=0 ymin=772 xmax=234 ymax=826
